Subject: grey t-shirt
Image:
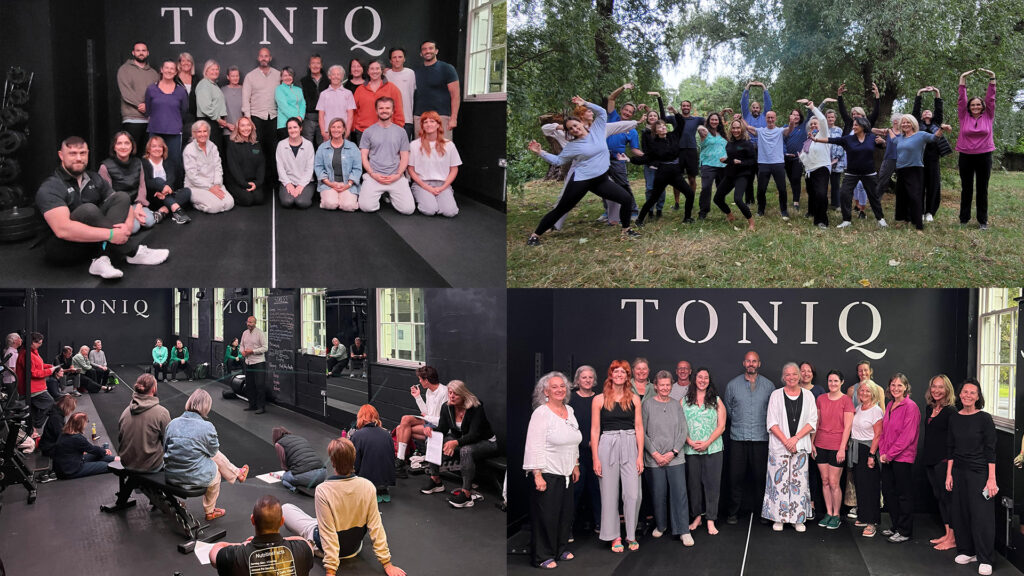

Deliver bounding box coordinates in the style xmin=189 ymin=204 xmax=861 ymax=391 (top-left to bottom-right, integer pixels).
xmin=360 ymin=122 xmax=410 ymax=175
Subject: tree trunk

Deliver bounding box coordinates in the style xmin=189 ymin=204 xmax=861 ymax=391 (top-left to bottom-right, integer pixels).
xmin=595 ymin=0 xmax=614 ymax=71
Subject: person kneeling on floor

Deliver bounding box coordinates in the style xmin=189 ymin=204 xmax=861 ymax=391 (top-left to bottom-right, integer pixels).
xmin=36 ymin=136 xmax=170 ymax=279
xmin=350 ymin=405 xmax=396 ymax=503
xmin=282 ymin=437 xmax=406 ymax=576
xmin=209 ymin=494 xmax=315 ymax=576
xmin=272 ymin=426 xmax=328 ymax=494
xmin=53 ymin=412 xmax=116 ymax=479
xmin=164 ymin=389 xmax=249 ymax=521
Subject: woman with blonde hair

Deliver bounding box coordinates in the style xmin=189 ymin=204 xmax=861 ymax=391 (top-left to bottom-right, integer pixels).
xmin=224 ymin=116 xmax=266 ymax=206
xmin=409 ymin=110 xmax=462 ymax=217
xmin=592 ymin=360 xmax=644 ymax=552
xmin=141 ymin=135 xmax=192 ymax=224
xmin=422 ymin=380 xmax=497 ymax=508
xmin=350 ymin=404 xmax=396 ymax=502
xmin=314 ymin=116 xmax=362 ymax=211
xmin=164 ymin=388 xmax=249 ymax=520
xmin=712 ymin=118 xmax=756 ymax=230
xmin=892 ymin=114 xmax=952 ymax=231
xmin=923 ymin=374 xmax=957 ymax=550
xmin=195 ymin=59 xmax=228 ymax=152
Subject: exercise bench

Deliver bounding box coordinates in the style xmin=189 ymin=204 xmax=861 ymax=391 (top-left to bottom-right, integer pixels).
xmin=100 ymin=460 xmax=227 ymax=554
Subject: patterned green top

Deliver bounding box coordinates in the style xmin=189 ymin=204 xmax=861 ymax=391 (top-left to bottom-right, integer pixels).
xmin=683 ymin=400 xmax=723 ymax=455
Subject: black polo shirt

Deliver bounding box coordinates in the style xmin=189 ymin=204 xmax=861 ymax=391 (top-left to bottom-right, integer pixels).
xmin=215 ymin=533 xmax=314 ymax=576
xmin=36 ymin=167 xmax=113 ymax=214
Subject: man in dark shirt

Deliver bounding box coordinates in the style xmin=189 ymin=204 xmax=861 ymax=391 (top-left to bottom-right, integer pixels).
xmin=36 ymin=136 xmax=169 ymax=279
xmin=413 ymin=41 xmax=459 ymax=138
xmin=300 ymin=54 xmax=329 ymax=148
xmin=349 ymin=337 xmax=367 ymax=378
xmin=209 ymin=494 xmax=314 ymax=576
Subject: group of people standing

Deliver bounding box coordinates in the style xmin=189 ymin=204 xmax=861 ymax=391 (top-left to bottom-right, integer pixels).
xmin=523 ymin=353 xmax=1000 ymax=576
xmin=526 ymin=69 xmax=998 ymax=244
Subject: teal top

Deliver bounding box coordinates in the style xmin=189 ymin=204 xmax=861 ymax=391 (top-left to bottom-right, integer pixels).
xmin=171 ymin=346 xmax=189 ymax=363
xmin=152 ymin=346 xmax=168 ymax=364
xmin=683 ymin=400 xmax=724 ymax=455
xmin=699 ymin=133 xmax=727 ymax=168
xmin=275 ymin=84 xmax=306 ymax=129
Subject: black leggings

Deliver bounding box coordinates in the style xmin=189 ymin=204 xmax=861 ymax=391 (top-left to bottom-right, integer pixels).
xmin=807 ymin=167 xmax=831 ymax=226
xmin=713 ymin=168 xmax=753 ymax=220
xmin=698 ymin=166 xmax=724 ymax=217
xmin=637 ymin=163 xmax=694 ymax=223
xmin=784 ymin=156 xmax=804 ymax=206
xmin=535 ymin=171 xmax=632 ymax=235
xmin=226 ymin=182 xmax=267 ymax=207
xmin=756 ymin=163 xmax=788 ymax=214
xmin=958 ymin=151 xmax=991 ymax=225
xmin=839 ymin=173 xmax=884 ymax=221
xmin=923 ymin=153 xmax=941 ymax=216
xmin=829 ymin=170 xmax=843 ymax=208
xmin=895 ymin=166 xmax=924 ymax=230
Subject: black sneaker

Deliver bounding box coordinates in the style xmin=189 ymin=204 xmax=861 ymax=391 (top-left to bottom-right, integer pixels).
xmin=858 ymin=210 xmax=866 ymax=219
xmin=683 ymin=217 xmax=694 ymax=223
xmin=757 ymin=210 xmax=765 ymax=217
xmin=623 ymin=228 xmax=641 ymax=239
xmin=448 ymin=489 xmax=475 ymax=508
xmin=152 ymin=210 xmax=164 ymax=224
xmin=726 ymin=515 xmax=738 ymax=525
xmin=655 ymin=209 xmax=662 ymax=218
xmin=526 ymin=235 xmax=541 ymax=246
xmin=394 ymin=458 xmax=409 ymax=479
xmin=421 ymin=477 xmax=445 ymax=494
xmin=672 ymin=203 xmax=680 ymax=211
xmin=171 ymin=210 xmax=191 ymax=224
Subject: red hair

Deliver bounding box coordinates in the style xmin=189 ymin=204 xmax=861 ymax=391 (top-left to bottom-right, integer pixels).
xmin=356 ymin=404 xmax=381 ymax=428
xmin=417 ymin=111 xmax=448 ymax=157
xmin=602 ymin=360 xmax=633 ymax=411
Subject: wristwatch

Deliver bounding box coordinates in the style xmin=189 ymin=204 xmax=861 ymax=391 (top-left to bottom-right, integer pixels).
xmin=672 ymin=449 xmax=679 ymax=456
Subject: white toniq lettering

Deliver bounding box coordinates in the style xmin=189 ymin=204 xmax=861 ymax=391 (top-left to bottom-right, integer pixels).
xmin=312 ymin=6 xmax=328 ymax=45
xmin=621 ymin=299 xmax=659 ymax=343
xmin=345 ymin=6 xmax=384 ymax=56
xmin=260 ymin=7 xmax=297 ymax=45
xmin=134 ymin=300 xmax=150 ymax=319
xmin=207 ymin=7 xmax=243 ymax=45
xmin=62 ymin=299 xmax=73 ymax=314
xmin=676 ymin=300 xmax=718 ymax=344
xmin=801 ymin=301 xmax=819 ymax=344
xmin=101 ymin=300 xmax=116 ymax=315
xmin=738 ymin=301 xmax=781 ymax=344
xmin=80 ymin=300 xmax=95 ymax=315
xmin=838 ymin=302 xmax=887 ymax=359
xmin=161 ymin=7 xmax=194 ymax=45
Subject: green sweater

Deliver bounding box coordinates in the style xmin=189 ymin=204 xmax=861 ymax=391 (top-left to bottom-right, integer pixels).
xmin=152 ymin=346 xmax=168 ymax=364
xmin=224 ymin=345 xmax=242 ymax=363
xmin=171 ymin=346 xmax=189 ymax=363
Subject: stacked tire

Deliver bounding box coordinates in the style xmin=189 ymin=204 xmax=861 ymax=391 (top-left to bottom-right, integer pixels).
xmin=0 ymin=66 xmax=38 ymax=243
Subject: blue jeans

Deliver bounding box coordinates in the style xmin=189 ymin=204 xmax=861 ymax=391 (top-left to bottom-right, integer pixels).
xmin=647 ymin=462 xmax=690 ymax=536
xmin=281 ymin=467 xmax=328 ymax=492
xmin=64 ymin=452 xmax=114 ymax=479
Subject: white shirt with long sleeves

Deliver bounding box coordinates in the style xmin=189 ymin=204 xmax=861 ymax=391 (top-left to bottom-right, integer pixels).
xmin=523 ymin=404 xmax=581 ymax=477
xmin=183 ymin=141 xmax=224 ymax=189
xmin=766 ymin=387 xmax=818 ymax=456
xmin=797 ymin=106 xmax=832 ymax=174
xmin=414 ymin=383 xmax=448 ymax=426
xmin=276 ymin=138 xmax=316 ymax=186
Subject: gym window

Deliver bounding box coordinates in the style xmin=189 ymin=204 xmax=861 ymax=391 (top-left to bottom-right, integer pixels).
xmin=252 ymin=289 xmax=268 ymax=334
xmin=377 ymin=288 xmax=425 ymax=367
xmin=301 ymin=288 xmax=326 ymax=355
xmin=190 ymin=288 xmax=200 ymax=339
xmin=465 ymin=0 xmax=506 ymax=101
xmin=213 ymin=288 xmax=225 ymax=342
xmin=173 ymin=288 xmax=181 ymax=336
xmin=978 ymin=287 xmax=1021 ymax=429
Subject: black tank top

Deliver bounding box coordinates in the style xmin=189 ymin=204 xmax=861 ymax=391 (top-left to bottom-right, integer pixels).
xmin=600 ymin=401 xmax=635 ymax=431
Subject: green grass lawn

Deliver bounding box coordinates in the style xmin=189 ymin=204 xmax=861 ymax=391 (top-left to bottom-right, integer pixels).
xmin=507 ymin=171 xmax=1024 ymax=287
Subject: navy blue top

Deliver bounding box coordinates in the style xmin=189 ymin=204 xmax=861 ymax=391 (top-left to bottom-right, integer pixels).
xmin=827 ymin=134 xmax=881 ymax=175
xmin=676 ymin=115 xmax=705 ymax=149
xmin=882 ymin=132 xmax=899 ymax=161
xmin=784 ymin=122 xmax=808 ymax=155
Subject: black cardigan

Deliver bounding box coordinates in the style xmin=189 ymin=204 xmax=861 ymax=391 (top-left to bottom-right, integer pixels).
xmin=142 ymin=158 xmax=183 ymax=202
xmin=224 ymin=140 xmax=266 ymax=189
xmin=435 ymin=402 xmax=494 ymax=447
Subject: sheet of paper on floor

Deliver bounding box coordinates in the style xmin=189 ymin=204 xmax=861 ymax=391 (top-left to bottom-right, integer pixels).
xmin=193 ymin=540 xmax=214 ymax=565
xmin=257 ymin=471 xmax=285 ymax=483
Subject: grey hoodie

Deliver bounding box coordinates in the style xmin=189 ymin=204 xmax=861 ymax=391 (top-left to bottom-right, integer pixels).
xmin=118 ymin=392 xmax=170 ymax=472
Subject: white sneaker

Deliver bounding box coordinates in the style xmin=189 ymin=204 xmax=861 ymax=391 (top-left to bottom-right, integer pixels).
xmin=878 ymin=218 xmax=888 ymax=228
xmin=126 ymin=244 xmax=169 ymax=265
xmin=89 ymin=256 xmax=124 ymax=279
xmin=836 ymin=221 xmax=851 ymax=229
xmin=652 ymin=528 xmax=663 ymax=538
xmin=680 ymin=533 xmax=694 ymax=546
xmin=956 ymin=555 xmax=978 ymax=564
xmin=793 ymin=523 xmax=806 ymax=532
xmin=980 ymin=563 xmax=993 ymax=575
xmin=925 ymin=213 xmax=934 ymax=222
xmin=773 ymin=522 xmax=784 ymax=532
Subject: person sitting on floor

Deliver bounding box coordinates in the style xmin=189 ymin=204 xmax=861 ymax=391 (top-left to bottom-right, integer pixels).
xmin=142 ymin=135 xmax=192 ymax=224
xmin=281 ymin=437 xmax=406 ymax=576
xmin=209 ymin=494 xmax=315 ymax=576
xmin=421 ymin=379 xmax=499 ymax=508
xmin=99 ymin=131 xmax=162 ymax=229
xmin=350 ymin=404 xmax=396 ymax=503
xmin=170 ymin=339 xmax=191 ymax=381
xmin=326 ymin=338 xmax=348 ymax=377
xmin=224 ymin=338 xmax=244 ymax=373
xmin=72 ymin=345 xmax=108 ymax=392
xmin=183 ymin=120 xmax=234 ymax=213
xmin=164 ymin=388 xmax=249 ymax=521
xmin=39 ymin=394 xmax=77 ymax=458
xmin=53 ymin=412 xmax=116 ymax=479
xmin=272 ymin=426 xmax=328 ymax=494
xmin=119 ymin=373 xmax=170 ymax=473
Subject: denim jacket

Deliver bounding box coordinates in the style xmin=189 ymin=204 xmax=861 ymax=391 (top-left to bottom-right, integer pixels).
xmin=314 ymin=140 xmax=363 ymax=195
xmin=163 ymin=411 xmax=218 ymax=489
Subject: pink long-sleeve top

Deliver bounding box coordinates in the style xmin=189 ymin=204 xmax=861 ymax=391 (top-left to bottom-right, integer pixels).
xmin=879 ymin=397 xmax=920 ymax=463
xmin=956 ymin=83 xmax=996 ymax=154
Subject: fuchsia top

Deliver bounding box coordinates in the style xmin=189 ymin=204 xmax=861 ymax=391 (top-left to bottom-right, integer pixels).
xmin=879 ymin=397 xmax=920 ymax=463
xmin=956 ymin=83 xmax=996 ymax=154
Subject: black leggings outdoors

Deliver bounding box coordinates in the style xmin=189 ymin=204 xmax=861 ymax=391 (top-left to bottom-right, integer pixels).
xmin=838 ymin=173 xmax=884 ymax=222
xmin=807 ymin=167 xmax=831 ymax=226
xmin=637 ymin=163 xmax=694 ymax=224
xmin=959 ymin=151 xmax=992 ymax=225
xmin=713 ymin=168 xmax=754 ymax=220
xmin=698 ymin=166 xmax=724 ymax=217
xmin=923 ymin=153 xmax=941 ymax=216
xmin=895 ymin=167 xmax=924 ymax=230
xmin=535 ymin=171 xmax=632 ymax=235
xmin=784 ymin=156 xmax=804 ymax=206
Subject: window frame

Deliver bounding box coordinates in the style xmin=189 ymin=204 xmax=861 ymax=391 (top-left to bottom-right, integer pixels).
xmin=977 ymin=288 xmax=1021 ymax=431
xmin=213 ymin=288 xmax=225 ymax=342
xmin=190 ymin=288 xmax=200 ymax=339
xmin=173 ymin=288 xmax=181 ymax=336
xmin=463 ymin=0 xmax=506 ymax=102
xmin=252 ymin=289 xmax=269 ymax=334
xmin=300 ymin=288 xmax=327 ymax=355
xmin=376 ymin=288 xmax=426 ymax=368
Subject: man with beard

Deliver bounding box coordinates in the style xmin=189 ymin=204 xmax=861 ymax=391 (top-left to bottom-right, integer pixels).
xmin=36 ymin=137 xmax=169 ymax=279
xmin=385 ymin=47 xmax=417 ymax=140
xmin=603 ymin=82 xmax=641 ymax=224
xmin=241 ymin=315 xmax=269 ymax=414
xmin=359 ymin=97 xmax=413 ymax=214
xmin=243 ymin=47 xmax=281 ymax=180
xmin=413 ymin=41 xmax=459 ymax=138
xmin=742 ymin=81 xmax=773 ymax=204
xmin=670 ymin=100 xmax=704 ymax=212
xmin=722 ymin=350 xmax=775 ymax=525
xmin=300 ymin=53 xmax=329 ymax=147
xmin=116 ymin=41 xmax=159 ymax=155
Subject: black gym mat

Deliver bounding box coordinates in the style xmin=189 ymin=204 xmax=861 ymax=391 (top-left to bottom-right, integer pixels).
xmin=0 ymin=202 xmax=271 ymax=287
xmin=744 ymin=514 xmax=869 ymax=576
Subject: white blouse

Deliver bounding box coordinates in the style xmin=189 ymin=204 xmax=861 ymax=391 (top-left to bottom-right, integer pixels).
xmin=523 ymin=404 xmax=582 ymax=477
xmin=766 ymin=388 xmax=818 ymax=456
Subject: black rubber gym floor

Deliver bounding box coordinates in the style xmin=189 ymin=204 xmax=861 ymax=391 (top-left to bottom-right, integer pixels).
xmin=0 ymin=366 xmax=504 ymax=575
xmin=508 ymin=512 xmax=1024 ymax=576
xmin=0 ymin=191 xmax=505 ymax=287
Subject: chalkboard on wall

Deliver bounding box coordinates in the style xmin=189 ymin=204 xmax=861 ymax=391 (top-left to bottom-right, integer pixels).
xmin=268 ymin=292 xmax=296 ymax=405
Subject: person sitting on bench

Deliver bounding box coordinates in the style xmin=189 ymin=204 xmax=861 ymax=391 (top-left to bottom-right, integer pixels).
xmin=326 ymin=338 xmax=348 ymax=377
xmin=72 ymin=345 xmax=109 ymax=392
xmin=281 ymin=437 xmax=406 ymax=576
xmin=53 ymin=412 xmax=116 ymax=479
xmin=152 ymin=338 xmax=169 ymax=382
xmin=54 ymin=345 xmax=80 ymax=396
xmin=224 ymin=338 xmax=244 ymax=373
xmin=119 ymin=373 xmax=170 ymax=473
xmin=394 ymin=365 xmax=447 ymax=477
xmin=350 ymin=405 xmax=396 ymax=503
xmin=209 ymin=494 xmax=315 ymax=576
xmin=349 ymin=337 xmax=367 ymax=377
xmin=170 ymin=340 xmax=191 ymax=381
xmin=89 ymin=339 xmax=112 ymax=389
xmin=164 ymin=389 xmax=249 ymax=521
xmin=272 ymin=426 xmax=327 ymax=494
xmin=421 ymin=380 xmax=499 ymax=509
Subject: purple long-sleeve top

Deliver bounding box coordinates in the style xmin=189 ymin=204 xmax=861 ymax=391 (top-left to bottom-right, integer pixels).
xmin=956 ymin=83 xmax=996 ymax=154
xmin=879 ymin=397 xmax=920 ymax=463
xmin=144 ymin=83 xmax=188 ymax=135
